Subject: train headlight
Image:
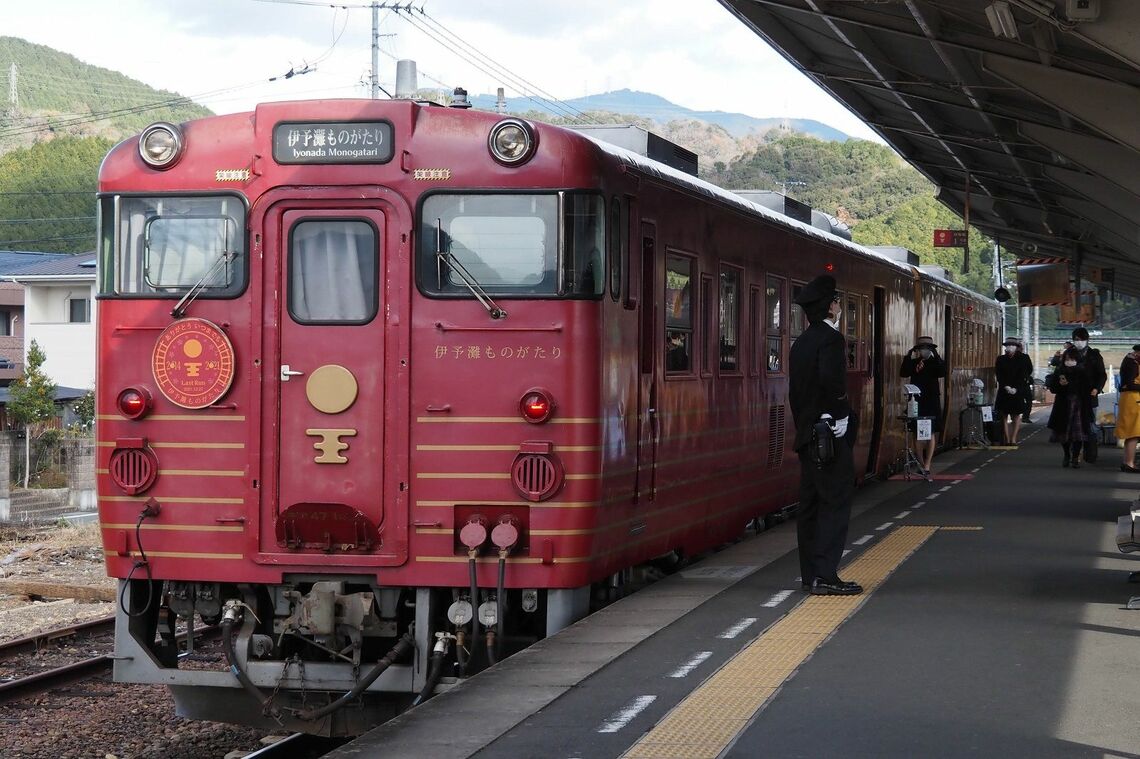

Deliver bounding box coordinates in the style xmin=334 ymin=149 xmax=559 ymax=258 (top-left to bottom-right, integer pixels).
xmin=138 ymin=122 xmax=184 ymax=169
xmin=117 ymin=386 xmax=153 ymax=420
xmin=488 ymin=119 xmax=537 ymax=166
xmin=520 ymin=388 xmax=553 ymax=423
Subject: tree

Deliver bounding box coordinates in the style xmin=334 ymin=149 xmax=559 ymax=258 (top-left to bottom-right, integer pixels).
xmin=8 ymin=340 xmax=58 ymax=487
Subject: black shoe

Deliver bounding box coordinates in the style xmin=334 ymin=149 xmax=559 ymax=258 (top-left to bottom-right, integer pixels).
xmin=1072 ymin=460 xmax=1081 ymax=469
xmin=1062 ymin=456 xmax=1070 ymax=467
xmin=1122 ymin=464 xmax=1140 ymax=473
xmin=811 ymin=578 xmax=863 ymax=596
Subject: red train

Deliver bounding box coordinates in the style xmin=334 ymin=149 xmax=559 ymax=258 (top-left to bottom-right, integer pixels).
xmin=96 ymin=98 xmax=1000 ymax=734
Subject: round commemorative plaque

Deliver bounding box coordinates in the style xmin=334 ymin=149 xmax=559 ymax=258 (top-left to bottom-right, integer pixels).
xmin=151 ymin=318 xmax=236 ymax=409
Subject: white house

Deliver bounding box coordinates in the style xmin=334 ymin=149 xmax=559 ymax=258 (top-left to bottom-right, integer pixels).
xmin=6 ymin=254 xmax=97 ymax=390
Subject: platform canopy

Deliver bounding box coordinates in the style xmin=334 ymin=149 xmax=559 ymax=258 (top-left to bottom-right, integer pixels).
xmin=720 ymin=0 xmax=1140 ymax=297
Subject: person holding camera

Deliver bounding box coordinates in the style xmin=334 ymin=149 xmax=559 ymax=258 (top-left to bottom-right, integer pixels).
xmin=899 ymin=336 xmax=945 ymax=474
xmin=789 ymin=274 xmax=861 ymax=596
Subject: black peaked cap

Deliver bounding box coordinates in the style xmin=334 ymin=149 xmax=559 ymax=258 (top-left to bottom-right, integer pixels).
xmin=794 ymin=274 xmax=836 ymax=306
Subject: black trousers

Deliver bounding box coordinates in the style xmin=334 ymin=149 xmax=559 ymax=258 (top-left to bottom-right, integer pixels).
xmin=796 ymin=440 xmax=856 ymax=584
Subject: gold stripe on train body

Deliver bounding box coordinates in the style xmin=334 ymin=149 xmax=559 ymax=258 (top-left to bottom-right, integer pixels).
xmin=415 ymin=444 xmax=601 ymax=452
xmin=96 ymin=414 xmax=246 ymax=422
xmin=97 ymin=468 xmax=244 ymax=477
xmin=105 ymin=550 xmax=244 ymax=560
xmin=101 ymin=496 xmax=245 ymax=504
xmin=414 ymin=472 xmax=600 ymax=480
xmin=621 ymin=526 xmax=943 ymax=759
xmin=414 ymin=500 xmax=599 ymax=509
xmin=415 ymin=416 xmax=600 ymax=424
xmin=101 ymin=523 xmax=244 ymax=533
xmin=97 ymin=441 xmax=246 ymax=449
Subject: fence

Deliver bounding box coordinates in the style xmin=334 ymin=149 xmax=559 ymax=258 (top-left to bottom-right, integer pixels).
xmin=0 ymin=432 xmax=95 ymax=523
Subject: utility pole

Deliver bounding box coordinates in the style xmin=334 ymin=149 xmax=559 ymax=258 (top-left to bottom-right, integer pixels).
xmin=371 ymin=2 xmax=380 ymax=99
xmin=8 ymin=63 xmax=16 ymax=107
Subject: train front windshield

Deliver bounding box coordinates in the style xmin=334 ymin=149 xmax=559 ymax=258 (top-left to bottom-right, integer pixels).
xmin=98 ymin=195 xmax=247 ymax=298
xmin=418 ymin=192 xmax=605 ymax=299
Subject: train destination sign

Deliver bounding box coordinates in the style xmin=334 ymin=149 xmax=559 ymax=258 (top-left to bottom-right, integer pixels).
xmin=273 ymin=121 xmax=394 ymax=164
xmin=933 ymin=229 xmax=968 ymax=248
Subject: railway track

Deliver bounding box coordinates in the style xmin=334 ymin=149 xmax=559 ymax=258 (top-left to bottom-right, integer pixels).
xmin=244 ymin=732 xmax=347 ymax=759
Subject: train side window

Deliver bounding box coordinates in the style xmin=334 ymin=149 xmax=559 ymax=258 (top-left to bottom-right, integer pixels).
xmin=719 ymin=267 xmax=741 ymax=373
xmin=608 ymin=197 xmax=624 ymax=302
xmin=790 ymin=281 xmax=807 ymax=338
xmin=765 ymin=276 xmax=785 ymax=373
xmin=288 ymin=219 xmax=378 ymax=324
xmin=846 ymin=294 xmax=858 ymax=369
xmin=749 ymin=285 xmax=762 ymax=377
xmin=665 ymin=254 xmax=693 ymax=374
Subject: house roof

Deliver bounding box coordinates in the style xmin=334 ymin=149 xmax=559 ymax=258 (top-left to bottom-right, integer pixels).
xmin=0 ymin=386 xmax=89 ymax=404
xmin=0 ymin=250 xmax=72 ymax=276
xmin=6 ymin=252 xmax=98 ymax=280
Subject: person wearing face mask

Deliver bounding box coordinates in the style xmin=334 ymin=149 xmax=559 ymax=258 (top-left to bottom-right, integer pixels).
xmin=899 ymin=336 xmax=945 ymax=474
xmin=789 ymin=274 xmax=862 ymax=596
xmin=1047 ymin=347 xmax=1094 ymax=467
xmin=1068 ymin=326 xmax=1107 ymax=462
xmin=994 ymin=337 xmax=1033 ymax=445
xmin=1116 ymin=344 xmax=1140 ymax=473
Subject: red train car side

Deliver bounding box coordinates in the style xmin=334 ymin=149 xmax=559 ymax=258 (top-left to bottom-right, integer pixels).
xmin=95 ymin=99 xmax=998 ymax=734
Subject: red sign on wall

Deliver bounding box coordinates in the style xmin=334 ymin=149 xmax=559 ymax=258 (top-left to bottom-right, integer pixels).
xmin=933 ymin=229 xmax=968 ymax=247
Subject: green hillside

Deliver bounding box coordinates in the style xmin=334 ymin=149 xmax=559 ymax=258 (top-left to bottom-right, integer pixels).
xmin=0 ymin=37 xmax=213 ymax=253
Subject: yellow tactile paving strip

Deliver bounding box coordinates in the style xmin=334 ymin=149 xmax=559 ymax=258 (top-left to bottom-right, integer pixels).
xmin=622 ymin=525 xmax=942 ymax=759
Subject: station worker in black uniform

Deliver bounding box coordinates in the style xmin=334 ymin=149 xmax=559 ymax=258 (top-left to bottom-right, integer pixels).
xmin=789 ymin=274 xmax=862 ymax=596
xmin=899 ymin=335 xmax=945 ymax=474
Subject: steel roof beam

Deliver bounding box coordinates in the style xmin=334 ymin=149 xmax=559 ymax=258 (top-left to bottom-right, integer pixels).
xmin=1019 ymin=122 xmax=1140 ymax=198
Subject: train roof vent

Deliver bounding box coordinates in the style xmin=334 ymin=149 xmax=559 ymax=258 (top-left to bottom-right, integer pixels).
xmin=732 ymin=190 xmax=813 ymax=226
xmin=811 ymin=209 xmax=852 ymax=241
xmin=568 ymin=125 xmax=698 ymax=176
xmin=919 ymin=265 xmax=952 ymax=280
xmin=868 ymin=245 xmax=920 ymax=266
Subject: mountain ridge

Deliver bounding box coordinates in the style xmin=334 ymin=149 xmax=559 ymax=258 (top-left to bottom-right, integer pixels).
xmin=468 ymin=87 xmax=851 ymax=142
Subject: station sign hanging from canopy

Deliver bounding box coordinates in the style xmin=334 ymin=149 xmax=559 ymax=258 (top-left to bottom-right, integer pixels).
xmin=933 ymin=229 xmax=968 ymax=248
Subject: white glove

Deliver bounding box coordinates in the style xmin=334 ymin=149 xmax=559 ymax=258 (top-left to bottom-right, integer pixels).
xmin=1004 ymin=386 xmax=1016 ymax=395
xmin=826 ymin=415 xmax=849 ymax=438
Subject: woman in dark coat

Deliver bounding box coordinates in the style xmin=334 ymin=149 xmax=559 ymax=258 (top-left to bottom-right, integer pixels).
xmin=899 ymin=335 xmax=946 ymax=473
xmin=1047 ymin=347 xmax=1095 ymax=467
xmin=994 ymin=337 xmax=1033 ymax=444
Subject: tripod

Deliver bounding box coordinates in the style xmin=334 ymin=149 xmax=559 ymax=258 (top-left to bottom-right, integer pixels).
xmin=898 ymin=415 xmax=932 ymax=481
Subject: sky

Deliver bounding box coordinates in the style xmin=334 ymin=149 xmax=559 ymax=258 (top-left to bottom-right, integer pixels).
xmin=3 ymin=0 xmax=880 ymax=142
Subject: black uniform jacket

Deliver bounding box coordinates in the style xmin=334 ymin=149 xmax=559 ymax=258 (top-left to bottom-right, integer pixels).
xmin=790 ymin=321 xmax=853 ymax=452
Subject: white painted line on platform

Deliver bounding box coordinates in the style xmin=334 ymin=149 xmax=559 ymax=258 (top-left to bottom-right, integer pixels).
xmin=762 ymin=590 xmax=795 ymax=608
xmin=853 ymin=534 xmax=874 ymax=545
xmin=895 ymin=511 xmax=911 ymax=519
xmin=876 ymin=522 xmax=894 ymax=531
xmin=939 ymin=486 xmax=952 ymax=492
xmin=926 ymin=493 xmax=941 ymax=500
xmin=598 ymin=695 xmax=657 ymax=732
xmin=842 ymin=549 xmax=851 ymax=557
xmin=970 ymin=468 xmax=980 ymax=473
xmin=952 ymin=480 xmax=963 ymax=485
xmin=912 ymin=501 xmax=926 ymax=509
xmin=718 ymin=618 xmax=758 ymax=639
xmin=668 ymin=652 xmax=713 ymax=678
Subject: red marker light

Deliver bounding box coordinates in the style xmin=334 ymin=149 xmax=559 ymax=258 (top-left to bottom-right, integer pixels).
xmin=117 ymin=387 xmax=151 ymax=420
xmin=519 ymin=389 xmax=553 ymax=423
xmin=825 ymin=263 xmax=835 ymax=272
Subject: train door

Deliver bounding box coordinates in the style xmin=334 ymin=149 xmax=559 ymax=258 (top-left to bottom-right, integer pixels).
xmin=866 ymin=287 xmax=886 ymax=475
xmin=260 ymin=202 xmax=407 ymax=565
xmin=635 ymin=221 xmax=659 ymax=502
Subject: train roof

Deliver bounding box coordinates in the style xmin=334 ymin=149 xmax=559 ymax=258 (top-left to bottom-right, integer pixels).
xmin=578 ymin=132 xmax=995 ymax=307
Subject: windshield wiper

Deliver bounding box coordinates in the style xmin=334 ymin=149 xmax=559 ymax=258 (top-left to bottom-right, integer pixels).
xmin=171 ymin=249 xmax=235 ymax=319
xmin=435 ymin=218 xmax=507 ymax=320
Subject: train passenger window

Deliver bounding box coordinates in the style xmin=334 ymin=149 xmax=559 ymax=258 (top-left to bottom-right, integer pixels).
xmin=665 ymin=255 xmax=693 ymax=373
xmin=288 ymin=220 xmax=377 ymax=324
xmin=765 ymin=276 xmax=784 ymax=373
xmin=719 ymin=268 xmax=740 ymax=372
xmin=608 ymin=198 xmax=624 ymax=302
xmin=101 ymin=195 xmax=247 ymax=298
xmin=846 ymin=295 xmax=858 ymax=369
xmin=789 ymin=282 xmax=807 ymax=338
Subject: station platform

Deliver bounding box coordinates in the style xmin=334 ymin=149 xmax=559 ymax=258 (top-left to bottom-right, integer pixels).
xmin=329 ymin=413 xmax=1140 ymax=759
